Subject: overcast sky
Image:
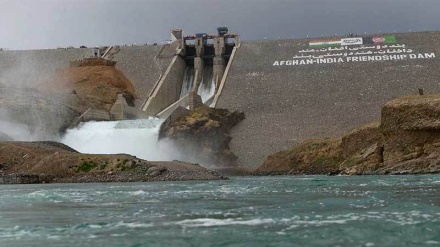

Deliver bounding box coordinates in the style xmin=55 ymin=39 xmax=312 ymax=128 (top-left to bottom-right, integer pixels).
xmin=1 ymin=0 xmax=439 ymax=50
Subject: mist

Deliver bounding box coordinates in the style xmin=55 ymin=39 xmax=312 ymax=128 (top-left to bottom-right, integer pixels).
xmin=0 ymin=53 xmax=76 ymax=141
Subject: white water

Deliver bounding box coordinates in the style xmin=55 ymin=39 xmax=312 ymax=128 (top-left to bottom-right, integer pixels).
xmin=61 ymin=65 xmax=216 ymax=161
xmin=61 ymin=118 xmax=179 ymax=161
xmin=198 ymin=66 xmax=215 ymax=103
xmin=180 ymin=65 xmax=215 ymax=103
xmin=179 ymin=66 xmax=195 ymax=98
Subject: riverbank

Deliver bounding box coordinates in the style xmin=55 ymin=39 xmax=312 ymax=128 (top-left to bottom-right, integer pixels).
xmin=257 ymin=94 xmax=440 ymax=175
xmin=0 ymin=141 xmax=226 ymax=184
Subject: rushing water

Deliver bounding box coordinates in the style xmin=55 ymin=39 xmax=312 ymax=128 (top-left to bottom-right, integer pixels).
xmin=61 ymin=118 xmax=179 ymax=161
xmin=180 ymin=65 xmax=215 ymax=103
xmin=179 ymin=66 xmax=195 ymax=99
xmin=0 ymin=176 xmax=439 ymax=247
xmin=197 ymin=66 xmax=215 ymax=103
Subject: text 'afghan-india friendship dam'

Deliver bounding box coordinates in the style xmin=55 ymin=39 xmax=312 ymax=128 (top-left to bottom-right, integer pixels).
xmin=1 ymin=29 xmax=439 ymax=167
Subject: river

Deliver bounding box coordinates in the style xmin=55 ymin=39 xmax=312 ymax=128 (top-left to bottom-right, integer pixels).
xmin=0 ymin=176 xmax=439 ymax=247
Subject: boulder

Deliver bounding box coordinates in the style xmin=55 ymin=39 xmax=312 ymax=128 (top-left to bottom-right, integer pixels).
xmin=147 ymin=166 xmax=167 ymax=176
xmin=159 ymin=105 xmax=245 ymax=167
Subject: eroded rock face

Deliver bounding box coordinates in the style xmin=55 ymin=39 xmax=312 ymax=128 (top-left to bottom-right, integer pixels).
xmin=378 ymin=95 xmax=440 ymax=174
xmin=159 ymin=106 xmax=245 ymax=167
xmin=257 ymin=95 xmax=440 ymax=175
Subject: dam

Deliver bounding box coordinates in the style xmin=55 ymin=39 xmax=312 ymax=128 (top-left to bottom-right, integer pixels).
xmin=216 ymin=32 xmax=440 ymax=166
xmin=1 ymin=29 xmax=439 ymax=167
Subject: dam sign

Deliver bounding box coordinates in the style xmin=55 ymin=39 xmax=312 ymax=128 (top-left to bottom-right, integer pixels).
xmin=273 ymin=53 xmax=436 ymax=66
xmin=273 ymin=42 xmax=436 ymax=66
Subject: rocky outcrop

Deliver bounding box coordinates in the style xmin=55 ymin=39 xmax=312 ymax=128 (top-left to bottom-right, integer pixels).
xmin=0 ymin=141 xmax=226 ymax=183
xmin=159 ymin=106 xmax=245 ymax=167
xmin=378 ymin=95 xmax=440 ymax=174
xmin=43 ymin=58 xmax=135 ymax=111
xmin=257 ymin=95 xmax=440 ymax=175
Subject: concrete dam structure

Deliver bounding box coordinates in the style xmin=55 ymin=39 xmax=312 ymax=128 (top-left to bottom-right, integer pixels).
xmin=141 ymin=28 xmax=239 ymax=117
xmin=1 ymin=30 xmax=439 ymax=167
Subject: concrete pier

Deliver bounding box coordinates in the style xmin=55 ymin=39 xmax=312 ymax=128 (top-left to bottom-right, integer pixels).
xmin=193 ymin=57 xmax=204 ymax=92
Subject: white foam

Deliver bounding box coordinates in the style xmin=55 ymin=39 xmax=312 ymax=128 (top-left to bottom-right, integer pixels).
xmin=197 ymin=65 xmax=215 ymax=103
xmin=61 ymin=118 xmax=178 ymax=161
xmin=115 ymin=222 xmax=154 ymax=228
xmin=129 ymin=190 xmax=149 ymax=196
xmin=425 ymin=241 xmax=440 ymax=245
xmin=175 ymin=218 xmax=275 ymax=227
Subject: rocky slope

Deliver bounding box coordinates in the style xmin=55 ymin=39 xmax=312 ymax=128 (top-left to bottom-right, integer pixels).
xmin=257 ymin=95 xmax=440 ymax=175
xmin=0 ymin=141 xmax=226 ymax=184
xmin=159 ymin=106 xmax=245 ymax=167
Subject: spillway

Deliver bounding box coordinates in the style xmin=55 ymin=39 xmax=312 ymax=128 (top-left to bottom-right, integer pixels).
xmin=198 ymin=66 xmax=215 ymax=103
xmin=61 ymin=118 xmax=177 ymax=161
xmin=179 ymin=65 xmax=215 ymax=103
xmin=179 ymin=66 xmax=195 ymax=98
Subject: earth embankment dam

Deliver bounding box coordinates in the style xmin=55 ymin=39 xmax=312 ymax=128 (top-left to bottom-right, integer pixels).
xmin=1 ymin=31 xmax=440 ymax=167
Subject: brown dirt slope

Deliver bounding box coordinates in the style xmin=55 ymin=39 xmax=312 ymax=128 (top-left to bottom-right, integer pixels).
xmin=42 ymin=59 xmax=135 ymax=111
xmin=0 ymin=141 xmax=225 ymax=183
xmin=257 ymin=94 xmax=440 ymax=175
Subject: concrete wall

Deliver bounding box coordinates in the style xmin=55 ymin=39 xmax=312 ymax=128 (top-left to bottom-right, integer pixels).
xmin=156 ymin=94 xmax=189 ymax=119
xmin=110 ymin=94 xmax=149 ymax=120
xmin=111 ymin=45 xmax=164 ymax=105
xmin=217 ymin=31 xmax=440 ymax=167
xmin=189 ymin=92 xmax=203 ymax=111
xmin=142 ymin=56 xmax=186 ymax=116
xmin=83 ymin=109 xmax=111 ymax=122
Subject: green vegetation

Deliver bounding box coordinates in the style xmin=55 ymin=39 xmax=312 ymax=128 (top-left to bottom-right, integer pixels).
xmin=311 ymin=156 xmax=344 ymax=167
xmin=77 ymin=161 xmax=98 ymax=172
xmin=342 ymin=159 xmax=357 ymax=168
xmin=99 ymin=162 xmax=108 ymax=170
xmin=281 ymin=138 xmax=340 ymax=156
